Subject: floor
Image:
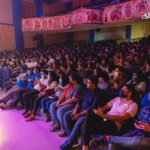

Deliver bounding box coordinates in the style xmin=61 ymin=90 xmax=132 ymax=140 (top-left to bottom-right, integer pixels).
xmin=0 ymin=109 xmax=108 ymax=150
xmin=0 ymin=89 xmax=108 ymax=150
xmin=0 ymin=109 xmax=66 ymax=150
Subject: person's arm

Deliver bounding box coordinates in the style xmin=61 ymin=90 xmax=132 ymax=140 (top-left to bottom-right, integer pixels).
xmin=101 ymin=104 xmax=111 ymax=113
xmin=94 ymin=108 xmax=132 ymax=122
xmin=99 ymin=97 xmax=117 ymax=113
xmin=34 ymin=78 xmax=39 ymax=85
xmin=94 ymin=103 xmax=138 ymax=122
xmin=72 ymin=104 xmax=80 ymax=115
xmin=39 ymin=80 xmax=47 ymax=90
xmin=56 ymin=93 xmax=65 ymax=105
xmin=78 ymin=110 xmax=87 ymax=116
xmin=60 ymin=97 xmax=78 ymax=106
xmin=72 ymin=109 xmax=87 ymax=120
xmin=103 ymin=112 xmax=132 ymax=122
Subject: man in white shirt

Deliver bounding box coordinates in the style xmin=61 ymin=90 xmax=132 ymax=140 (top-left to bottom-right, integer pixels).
xmin=82 ymin=85 xmax=138 ymax=150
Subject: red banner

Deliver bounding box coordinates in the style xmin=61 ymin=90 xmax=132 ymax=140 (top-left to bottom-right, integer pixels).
xmin=22 ymin=0 xmax=150 ymax=32
xmin=22 ymin=15 xmax=72 ymax=31
xmin=103 ymin=0 xmax=150 ymax=24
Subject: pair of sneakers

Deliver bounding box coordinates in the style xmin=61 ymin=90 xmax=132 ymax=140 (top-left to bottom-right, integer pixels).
xmin=60 ymin=141 xmax=80 ymax=150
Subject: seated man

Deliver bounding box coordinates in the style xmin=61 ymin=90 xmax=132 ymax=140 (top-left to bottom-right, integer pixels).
xmin=82 ymin=85 xmax=138 ymax=150
xmin=109 ymin=91 xmax=150 ymax=150
xmin=50 ymin=73 xmax=82 ymax=135
xmin=60 ymin=76 xmax=107 ymax=150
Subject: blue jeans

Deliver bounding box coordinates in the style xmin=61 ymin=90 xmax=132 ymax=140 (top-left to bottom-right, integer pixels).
xmin=63 ymin=109 xmax=85 ymax=146
xmin=50 ymin=101 xmax=75 ymax=131
xmin=41 ymin=98 xmax=55 ymax=114
xmin=109 ymin=136 xmax=150 ymax=150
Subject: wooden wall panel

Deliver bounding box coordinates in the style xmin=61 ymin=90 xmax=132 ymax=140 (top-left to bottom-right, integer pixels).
xmin=23 ymin=32 xmax=37 ymax=48
xmin=22 ymin=1 xmax=36 ymax=19
xmin=44 ymin=33 xmax=67 ymax=45
xmin=0 ymin=24 xmax=16 ymax=51
xmin=73 ymin=30 xmax=89 ymax=42
xmin=0 ymin=0 xmax=13 ymax=24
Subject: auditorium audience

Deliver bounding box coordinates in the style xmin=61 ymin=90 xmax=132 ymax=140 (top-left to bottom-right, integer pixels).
xmin=0 ymin=36 xmax=149 ymax=150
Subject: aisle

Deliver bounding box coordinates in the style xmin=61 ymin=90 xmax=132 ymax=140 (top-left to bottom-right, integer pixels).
xmin=0 ymin=109 xmax=107 ymax=150
xmin=0 ymin=109 xmax=65 ymax=150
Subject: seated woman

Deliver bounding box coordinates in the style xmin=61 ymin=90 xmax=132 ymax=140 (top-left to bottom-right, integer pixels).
xmin=41 ymin=74 xmax=69 ymax=122
xmin=49 ymin=73 xmax=83 ymax=136
xmin=25 ymin=71 xmax=58 ymax=121
xmin=82 ymin=85 xmax=138 ymax=150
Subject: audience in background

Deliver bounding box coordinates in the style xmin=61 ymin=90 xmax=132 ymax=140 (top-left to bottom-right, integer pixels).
xmin=0 ymin=36 xmax=149 ymax=150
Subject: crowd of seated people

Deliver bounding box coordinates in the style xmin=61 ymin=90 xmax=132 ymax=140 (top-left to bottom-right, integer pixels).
xmin=0 ymin=36 xmax=150 ymax=150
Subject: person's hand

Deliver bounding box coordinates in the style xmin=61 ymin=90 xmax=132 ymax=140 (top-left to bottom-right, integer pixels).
xmin=59 ymin=103 xmax=65 ymax=107
xmin=55 ymin=102 xmax=60 ymax=110
xmin=134 ymin=120 xmax=142 ymax=128
xmin=28 ymin=78 xmax=33 ymax=82
xmin=71 ymin=111 xmax=77 ymax=118
xmin=38 ymin=91 xmax=45 ymax=97
xmin=55 ymin=102 xmax=64 ymax=110
xmin=135 ymin=122 xmax=150 ymax=132
xmin=55 ymin=104 xmax=59 ymax=110
xmin=93 ymin=108 xmax=105 ymax=118
xmin=54 ymin=87 xmax=59 ymax=92
xmin=98 ymin=107 xmax=104 ymax=112
xmin=72 ymin=114 xmax=80 ymax=120
xmin=36 ymin=78 xmax=39 ymax=82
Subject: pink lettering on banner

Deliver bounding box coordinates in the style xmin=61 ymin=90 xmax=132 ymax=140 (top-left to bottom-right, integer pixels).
xmin=91 ymin=9 xmax=104 ymax=23
xmin=41 ymin=18 xmax=48 ymax=30
xmin=47 ymin=18 xmax=53 ymax=30
xmin=72 ymin=8 xmax=93 ymax=25
xmin=34 ymin=18 xmax=42 ymax=31
xmin=61 ymin=15 xmax=72 ymax=29
xmin=22 ymin=19 xmax=34 ymax=31
xmin=51 ymin=16 xmax=62 ymax=30
xmin=125 ymin=3 xmax=132 ymax=18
